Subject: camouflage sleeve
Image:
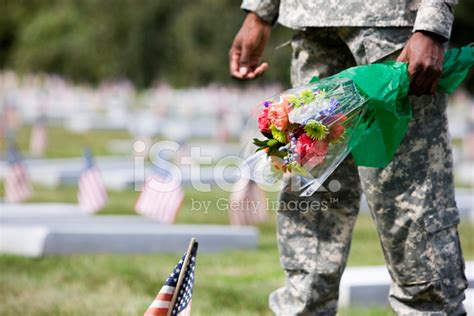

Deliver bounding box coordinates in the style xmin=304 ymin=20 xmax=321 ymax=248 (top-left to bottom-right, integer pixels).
xmin=241 ymin=0 xmax=280 ymax=24
xmin=413 ymin=0 xmax=457 ymax=40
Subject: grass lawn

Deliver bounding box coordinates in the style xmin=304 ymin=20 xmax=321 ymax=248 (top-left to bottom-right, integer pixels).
xmin=3 ymin=126 xmax=240 ymax=159
xmin=3 ymin=126 xmax=132 ymax=158
xmin=1 ymin=184 xmax=473 ymax=315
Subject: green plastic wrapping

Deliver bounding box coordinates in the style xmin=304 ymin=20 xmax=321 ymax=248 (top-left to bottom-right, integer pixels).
xmin=310 ymin=44 xmax=474 ymax=168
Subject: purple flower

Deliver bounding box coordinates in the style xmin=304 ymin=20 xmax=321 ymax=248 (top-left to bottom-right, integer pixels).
xmin=329 ymin=98 xmax=339 ymax=109
xmin=321 ymin=116 xmax=332 ymax=124
xmin=263 ymin=101 xmax=271 ymax=107
xmin=318 ymin=98 xmax=340 ymax=118
xmin=319 ymin=109 xmax=330 ymax=117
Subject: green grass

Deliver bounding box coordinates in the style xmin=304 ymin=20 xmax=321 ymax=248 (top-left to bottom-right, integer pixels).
xmin=0 ymin=184 xmax=473 ymax=315
xmin=4 ymin=126 xmax=132 ymax=158
xmin=3 ymin=126 xmax=242 ymax=159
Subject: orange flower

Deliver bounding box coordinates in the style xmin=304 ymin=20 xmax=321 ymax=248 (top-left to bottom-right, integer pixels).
xmin=268 ymin=97 xmax=289 ymax=131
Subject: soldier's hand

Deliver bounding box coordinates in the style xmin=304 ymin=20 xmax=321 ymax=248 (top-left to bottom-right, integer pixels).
xmin=397 ymin=31 xmax=444 ymax=96
xmin=229 ymin=12 xmax=271 ymax=80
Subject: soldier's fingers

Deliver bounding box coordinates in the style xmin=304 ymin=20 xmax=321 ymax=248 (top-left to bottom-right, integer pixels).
xmin=422 ymin=69 xmax=438 ymax=95
xmin=430 ymin=77 xmax=440 ymax=95
xmin=419 ymin=76 xmax=433 ymax=95
xmin=428 ymin=61 xmax=442 ymax=95
xmin=246 ymin=63 xmax=268 ymax=79
xmin=230 ymin=51 xmax=243 ymax=79
xmin=407 ymin=67 xmax=418 ymax=95
xmin=419 ymin=63 xmax=441 ymax=95
xmin=409 ymin=71 xmax=424 ymax=96
xmin=406 ymin=60 xmax=419 ymax=83
xmin=239 ymin=43 xmax=253 ymax=76
xmin=396 ymin=47 xmax=408 ymax=63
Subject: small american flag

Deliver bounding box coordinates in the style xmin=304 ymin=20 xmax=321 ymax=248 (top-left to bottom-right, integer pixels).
xmin=5 ymin=146 xmax=32 ymax=203
xmin=29 ymin=116 xmax=47 ymax=157
xmin=135 ymin=165 xmax=183 ymax=223
xmin=144 ymin=240 xmax=198 ymax=316
xmin=77 ymin=148 xmax=108 ymax=213
xmin=229 ymin=178 xmax=268 ymax=225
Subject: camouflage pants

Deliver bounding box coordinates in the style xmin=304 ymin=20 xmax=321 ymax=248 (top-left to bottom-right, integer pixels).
xmin=269 ymin=28 xmax=468 ymax=315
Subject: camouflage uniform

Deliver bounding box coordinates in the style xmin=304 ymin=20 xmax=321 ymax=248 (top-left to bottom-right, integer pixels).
xmin=240 ymin=0 xmax=468 ymax=315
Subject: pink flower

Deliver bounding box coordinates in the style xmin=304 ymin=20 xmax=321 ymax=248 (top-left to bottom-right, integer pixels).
xmin=268 ymin=97 xmax=289 ymax=131
xmin=257 ymin=107 xmax=271 ymax=133
xmin=296 ymin=134 xmax=313 ymax=159
xmin=296 ymin=134 xmax=328 ymax=168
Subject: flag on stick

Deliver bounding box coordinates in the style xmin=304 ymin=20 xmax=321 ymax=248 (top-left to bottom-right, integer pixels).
xmin=144 ymin=238 xmax=198 ymax=316
xmin=135 ymin=165 xmax=183 ymax=223
xmin=5 ymin=146 xmax=32 ymax=203
xmin=229 ymin=178 xmax=268 ymax=225
xmin=77 ymin=148 xmax=108 ymax=213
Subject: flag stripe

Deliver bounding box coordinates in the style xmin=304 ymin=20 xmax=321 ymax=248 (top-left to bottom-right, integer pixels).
xmin=5 ymin=154 xmax=32 ymax=203
xmin=156 ymin=293 xmax=173 ymax=301
xmin=78 ymin=155 xmax=108 ymax=214
xmin=157 ymin=285 xmax=175 ymax=294
xmin=82 ymin=170 xmax=107 ymax=210
xmin=144 ymin=307 xmax=168 ymax=316
xmin=149 ymin=301 xmax=171 ymax=308
xmin=135 ymin=175 xmax=183 ymax=223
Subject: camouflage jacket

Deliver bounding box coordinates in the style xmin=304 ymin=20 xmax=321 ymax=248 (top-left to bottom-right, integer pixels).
xmin=241 ymin=0 xmax=456 ymax=40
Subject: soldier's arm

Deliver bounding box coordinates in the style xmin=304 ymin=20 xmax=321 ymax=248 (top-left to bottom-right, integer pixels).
xmin=397 ymin=0 xmax=456 ymax=96
xmin=241 ymin=0 xmax=280 ymax=25
xmin=229 ymin=0 xmax=279 ymax=80
xmin=413 ymin=0 xmax=456 ymax=41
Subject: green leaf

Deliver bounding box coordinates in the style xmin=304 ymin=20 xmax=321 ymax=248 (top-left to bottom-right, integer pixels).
xmin=267 ymin=139 xmax=279 ymax=147
xmin=253 ymin=138 xmax=269 ymax=147
xmin=268 ymin=148 xmax=286 ymax=158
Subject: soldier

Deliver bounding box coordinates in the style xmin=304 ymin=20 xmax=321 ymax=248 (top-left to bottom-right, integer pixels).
xmin=229 ymin=0 xmax=468 ymax=315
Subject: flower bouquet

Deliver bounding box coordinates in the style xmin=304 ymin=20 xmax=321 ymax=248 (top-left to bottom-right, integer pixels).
xmin=248 ymin=78 xmax=368 ymax=195
xmin=242 ymin=44 xmax=474 ymax=196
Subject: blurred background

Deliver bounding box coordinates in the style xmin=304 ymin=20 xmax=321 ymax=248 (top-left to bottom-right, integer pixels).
xmin=0 ymin=1 xmax=473 ymax=315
